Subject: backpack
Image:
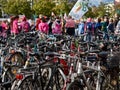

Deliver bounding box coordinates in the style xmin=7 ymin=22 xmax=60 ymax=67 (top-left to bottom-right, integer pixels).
xmin=86 ymin=22 xmax=92 ymax=31
xmin=52 ymin=21 xmax=61 ymax=34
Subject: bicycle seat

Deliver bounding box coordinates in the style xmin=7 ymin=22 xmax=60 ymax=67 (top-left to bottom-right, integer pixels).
xmin=87 ymin=55 xmax=97 ymax=62
xmin=17 ymin=44 xmax=24 ymax=48
xmin=25 ymin=37 xmax=34 ymax=40
xmin=44 ymin=52 xmax=59 ymax=57
xmin=89 ymin=50 xmax=100 ymax=53
xmin=79 ymin=41 xmax=88 ymax=45
xmin=29 ymin=53 xmax=41 ymax=57
xmin=84 ymin=50 xmax=100 ymax=54
xmin=98 ymin=51 xmax=108 ymax=59
xmin=89 ymin=42 xmax=98 ymax=47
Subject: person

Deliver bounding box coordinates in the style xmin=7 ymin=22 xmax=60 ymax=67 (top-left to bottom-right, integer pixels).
xmin=0 ymin=21 xmax=2 ymax=33
xmin=95 ymin=18 xmax=102 ymax=40
xmin=20 ymin=16 xmax=30 ymax=32
xmin=35 ymin=15 xmax=42 ymax=31
xmin=65 ymin=16 xmax=75 ymax=36
xmin=1 ymin=20 xmax=9 ymax=31
xmin=85 ymin=18 xmax=93 ymax=42
xmin=38 ymin=17 xmax=49 ymax=34
xmin=77 ymin=19 xmax=85 ymax=41
xmin=10 ymin=15 xmax=19 ymax=35
xmin=52 ymin=16 xmax=62 ymax=35
xmin=91 ymin=19 xmax=96 ymax=40
xmin=1 ymin=20 xmax=9 ymax=37
xmin=101 ymin=18 xmax=109 ymax=40
xmin=48 ymin=18 xmax=54 ymax=34
xmin=115 ymin=20 xmax=120 ymax=34
xmin=107 ymin=18 xmax=115 ymax=33
xmin=107 ymin=18 xmax=115 ymax=40
xmin=61 ymin=18 xmax=66 ymax=35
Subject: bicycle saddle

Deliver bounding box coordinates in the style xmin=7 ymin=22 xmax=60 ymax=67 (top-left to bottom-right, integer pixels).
xmin=98 ymin=51 xmax=108 ymax=59
xmin=44 ymin=52 xmax=59 ymax=57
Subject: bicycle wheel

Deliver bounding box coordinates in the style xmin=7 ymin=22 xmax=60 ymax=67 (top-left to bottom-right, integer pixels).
xmin=1 ymin=68 xmax=15 ymax=83
xmin=101 ymin=73 xmax=119 ymax=90
xmin=17 ymin=75 xmax=41 ymax=90
xmin=67 ymin=80 xmax=83 ymax=90
xmin=45 ymin=68 xmax=65 ymax=90
xmin=41 ymin=66 xmax=52 ymax=88
xmin=86 ymin=71 xmax=102 ymax=90
xmin=11 ymin=79 xmax=19 ymax=90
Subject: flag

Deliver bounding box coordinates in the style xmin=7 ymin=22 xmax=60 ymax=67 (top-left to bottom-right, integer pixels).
xmin=69 ymin=0 xmax=89 ymax=20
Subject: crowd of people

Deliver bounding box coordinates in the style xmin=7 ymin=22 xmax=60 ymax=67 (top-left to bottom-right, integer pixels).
xmin=0 ymin=14 xmax=120 ymax=42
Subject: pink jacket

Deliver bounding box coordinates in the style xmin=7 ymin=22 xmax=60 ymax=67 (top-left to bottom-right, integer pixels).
xmin=20 ymin=21 xmax=30 ymax=32
xmin=1 ymin=22 xmax=8 ymax=30
xmin=11 ymin=19 xmax=19 ymax=34
xmin=38 ymin=22 xmax=49 ymax=34
xmin=65 ymin=19 xmax=75 ymax=28
xmin=52 ymin=21 xmax=62 ymax=34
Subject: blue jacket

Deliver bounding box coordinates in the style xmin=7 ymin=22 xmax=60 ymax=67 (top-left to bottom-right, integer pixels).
xmin=78 ymin=22 xmax=84 ymax=34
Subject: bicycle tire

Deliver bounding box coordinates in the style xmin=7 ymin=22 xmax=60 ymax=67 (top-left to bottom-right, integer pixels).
xmin=41 ymin=65 xmax=52 ymax=89
xmin=86 ymin=71 xmax=102 ymax=90
xmin=101 ymin=73 xmax=119 ymax=90
xmin=11 ymin=79 xmax=19 ymax=90
xmin=16 ymin=75 xmax=41 ymax=90
xmin=45 ymin=68 xmax=65 ymax=90
xmin=1 ymin=68 xmax=15 ymax=83
xmin=67 ymin=80 xmax=83 ymax=90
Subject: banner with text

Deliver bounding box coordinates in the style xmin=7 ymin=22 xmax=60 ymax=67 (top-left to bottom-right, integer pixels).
xmin=69 ymin=0 xmax=88 ymax=20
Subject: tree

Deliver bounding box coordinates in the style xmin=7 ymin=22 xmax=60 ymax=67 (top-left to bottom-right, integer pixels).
xmin=3 ymin=0 xmax=32 ymax=18
xmin=0 ymin=0 xmax=7 ymax=17
xmin=33 ymin=0 xmax=55 ymax=16
xmin=52 ymin=0 xmax=72 ymax=16
xmin=84 ymin=3 xmax=107 ymax=18
xmin=114 ymin=4 xmax=120 ymax=17
xmin=0 ymin=9 xmax=2 ymax=17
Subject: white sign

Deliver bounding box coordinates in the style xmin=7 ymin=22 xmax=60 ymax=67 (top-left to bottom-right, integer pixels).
xmin=69 ymin=0 xmax=89 ymax=20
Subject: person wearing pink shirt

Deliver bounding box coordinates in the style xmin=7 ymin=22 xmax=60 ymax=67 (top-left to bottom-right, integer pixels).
xmin=20 ymin=16 xmax=30 ymax=32
xmin=0 ymin=20 xmax=9 ymax=37
xmin=0 ymin=21 xmax=2 ymax=32
xmin=11 ymin=15 xmax=19 ymax=35
xmin=65 ymin=16 xmax=75 ymax=36
xmin=1 ymin=20 xmax=8 ymax=31
xmin=52 ymin=16 xmax=62 ymax=34
xmin=38 ymin=17 xmax=49 ymax=34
